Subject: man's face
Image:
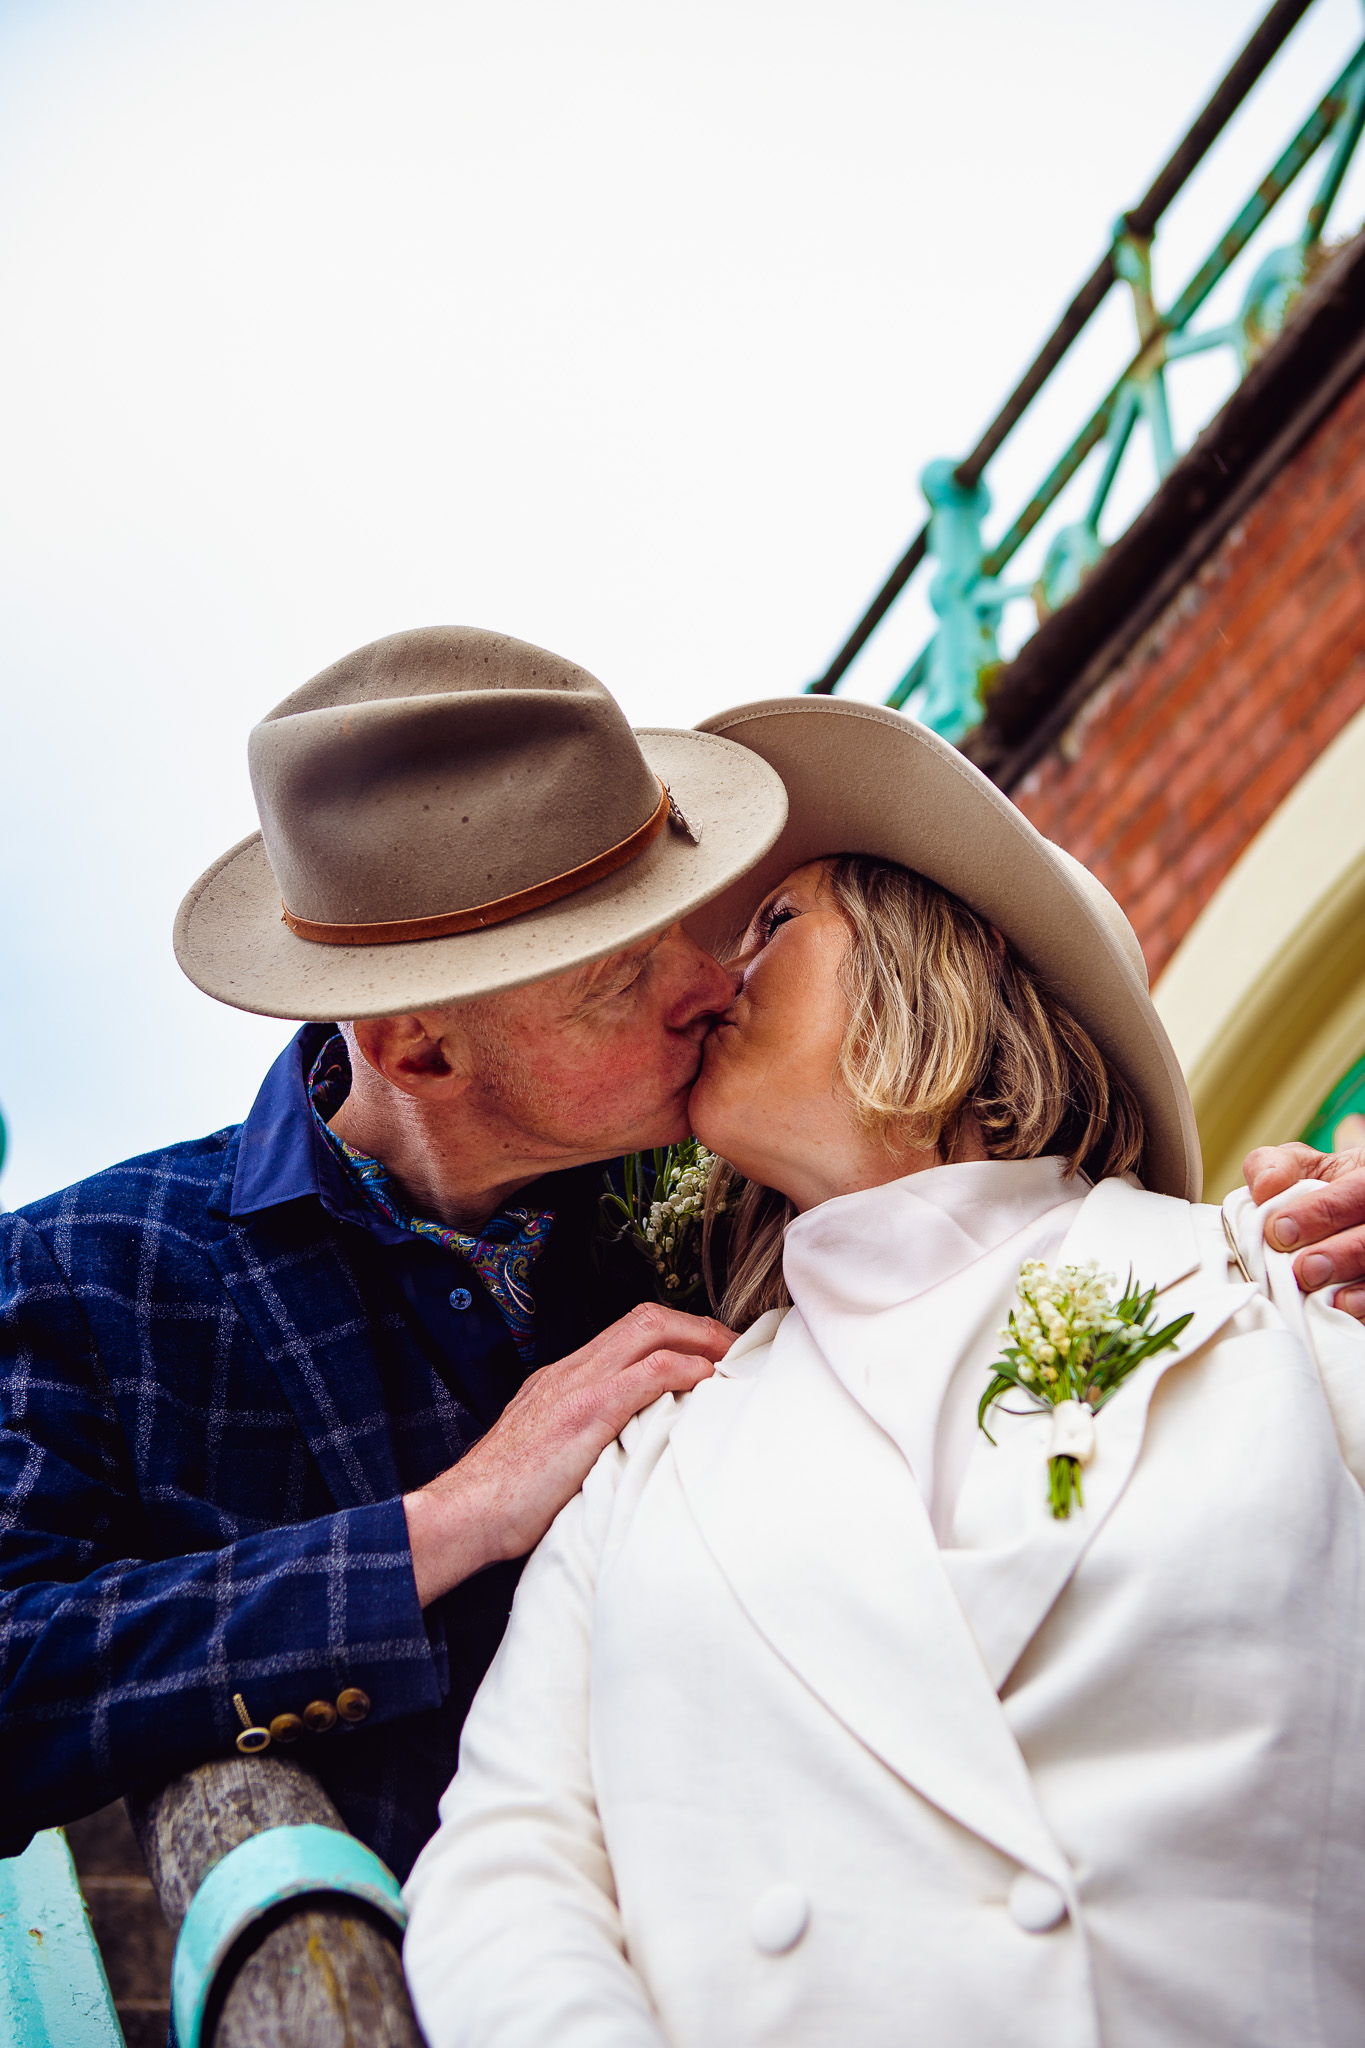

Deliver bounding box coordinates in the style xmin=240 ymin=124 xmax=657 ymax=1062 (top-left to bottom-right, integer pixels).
xmin=447 ymin=922 xmax=738 ymax=1162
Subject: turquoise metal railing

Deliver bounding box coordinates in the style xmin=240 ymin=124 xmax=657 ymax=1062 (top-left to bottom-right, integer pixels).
xmin=808 ymin=0 xmax=1365 ymax=743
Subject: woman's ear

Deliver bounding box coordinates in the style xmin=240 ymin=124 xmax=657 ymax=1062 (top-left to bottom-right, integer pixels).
xmin=987 ymin=923 xmax=1008 ymax=963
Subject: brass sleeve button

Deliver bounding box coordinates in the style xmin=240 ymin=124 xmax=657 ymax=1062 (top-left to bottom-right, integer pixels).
xmin=232 ymin=1692 xmax=272 ymax=1754
xmin=269 ymin=1713 xmax=305 ymax=1745
xmin=302 ymin=1699 xmax=338 ymax=1733
xmin=336 ymin=1687 xmax=371 ymax=1724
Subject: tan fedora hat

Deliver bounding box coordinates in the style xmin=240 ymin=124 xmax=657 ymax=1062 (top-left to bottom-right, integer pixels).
xmin=175 ymin=627 xmax=788 ymax=1020
xmin=691 ymin=696 xmax=1201 ymax=1201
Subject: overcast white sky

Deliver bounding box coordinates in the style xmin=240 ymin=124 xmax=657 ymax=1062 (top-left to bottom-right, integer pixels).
xmin=4 ymin=0 xmax=1364 ymax=1207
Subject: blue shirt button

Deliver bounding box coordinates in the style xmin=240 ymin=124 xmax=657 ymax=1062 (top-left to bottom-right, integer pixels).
xmin=448 ymin=1287 xmax=473 ymax=1311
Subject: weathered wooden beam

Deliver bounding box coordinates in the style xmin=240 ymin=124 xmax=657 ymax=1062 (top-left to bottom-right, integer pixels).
xmin=127 ymin=1755 xmax=423 ymax=2048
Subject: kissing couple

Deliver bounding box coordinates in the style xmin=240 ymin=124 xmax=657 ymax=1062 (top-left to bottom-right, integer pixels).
xmin=5 ymin=629 xmax=1365 ymax=2047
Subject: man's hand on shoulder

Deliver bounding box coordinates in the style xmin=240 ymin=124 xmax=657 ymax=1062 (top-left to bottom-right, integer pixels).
xmin=1244 ymin=1141 xmax=1365 ymax=1320
xmin=403 ymin=1303 xmax=736 ymax=1606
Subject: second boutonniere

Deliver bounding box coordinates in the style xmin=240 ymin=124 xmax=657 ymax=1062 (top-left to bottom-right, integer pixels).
xmin=978 ymin=1260 xmax=1193 ymax=1520
xmin=599 ymin=1141 xmax=720 ymax=1306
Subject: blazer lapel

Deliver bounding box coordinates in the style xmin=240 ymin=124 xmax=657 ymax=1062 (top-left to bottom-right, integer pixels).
xmin=206 ymin=1203 xmax=406 ymax=1509
xmin=946 ymin=1178 xmax=1257 ymax=1690
xmin=671 ymin=1312 xmax=1072 ymax=1887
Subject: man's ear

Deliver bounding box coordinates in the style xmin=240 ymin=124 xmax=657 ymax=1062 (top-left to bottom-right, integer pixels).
xmin=348 ymin=1011 xmax=474 ymax=1102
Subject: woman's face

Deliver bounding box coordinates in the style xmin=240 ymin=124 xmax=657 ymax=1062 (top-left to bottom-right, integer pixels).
xmin=690 ymin=860 xmax=938 ymax=1212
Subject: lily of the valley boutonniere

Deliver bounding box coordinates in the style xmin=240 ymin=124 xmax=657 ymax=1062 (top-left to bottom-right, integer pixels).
xmin=599 ymin=1141 xmax=720 ymax=1306
xmin=978 ymin=1260 xmax=1193 ymax=1520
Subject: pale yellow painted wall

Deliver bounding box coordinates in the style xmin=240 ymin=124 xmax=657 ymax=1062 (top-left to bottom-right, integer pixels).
xmin=1153 ymin=700 xmax=1365 ymax=1199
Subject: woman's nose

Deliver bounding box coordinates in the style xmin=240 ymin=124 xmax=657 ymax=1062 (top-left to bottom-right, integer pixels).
xmin=699 ymin=949 xmax=743 ymax=1013
xmin=717 ymin=952 xmax=745 ymax=998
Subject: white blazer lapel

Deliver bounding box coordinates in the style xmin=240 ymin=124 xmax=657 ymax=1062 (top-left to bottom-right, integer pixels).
xmin=1054 ymin=1175 xmax=1202 ymax=1292
xmin=947 ymin=1179 xmax=1256 ymax=1690
xmin=671 ymin=1311 xmax=1071 ymax=1886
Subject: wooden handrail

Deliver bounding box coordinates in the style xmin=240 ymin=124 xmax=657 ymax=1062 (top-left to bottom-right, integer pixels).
xmin=127 ymin=1754 xmax=424 ymax=2048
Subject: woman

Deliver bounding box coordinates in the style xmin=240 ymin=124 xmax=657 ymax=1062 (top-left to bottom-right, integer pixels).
xmin=403 ymin=698 xmax=1365 ymax=2048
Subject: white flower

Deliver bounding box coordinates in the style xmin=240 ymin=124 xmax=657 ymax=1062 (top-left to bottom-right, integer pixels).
xmin=614 ymin=1139 xmax=718 ymax=1303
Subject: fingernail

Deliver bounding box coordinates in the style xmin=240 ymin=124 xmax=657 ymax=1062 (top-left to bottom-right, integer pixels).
xmin=1271 ymin=1216 xmax=1301 ymax=1247
xmin=1301 ymin=1253 xmax=1333 ymax=1287
xmin=1337 ymin=1288 xmax=1365 ymax=1319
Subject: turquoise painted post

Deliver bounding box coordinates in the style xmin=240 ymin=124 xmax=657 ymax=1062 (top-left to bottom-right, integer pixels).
xmin=0 ymin=1832 xmax=123 ymax=2048
xmin=1035 ymin=518 xmax=1106 ymax=617
xmin=1112 ymin=226 xmax=1176 ymax=478
xmin=919 ymin=460 xmax=1000 ymax=743
xmin=1232 ymin=51 xmax=1365 ymax=365
xmin=169 ymin=1824 xmax=408 ymax=2048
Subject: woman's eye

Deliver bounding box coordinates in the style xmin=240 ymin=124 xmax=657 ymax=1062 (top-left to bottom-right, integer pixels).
xmin=759 ymin=905 xmax=796 ymax=943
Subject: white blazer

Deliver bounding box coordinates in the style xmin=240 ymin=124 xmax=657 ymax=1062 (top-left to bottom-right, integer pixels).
xmin=404 ymin=1176 xmax=1365 ymax=2048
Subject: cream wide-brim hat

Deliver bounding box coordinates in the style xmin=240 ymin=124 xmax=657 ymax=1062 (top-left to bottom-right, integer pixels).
xmin=691 ymin=697 xmax=1201 ymax=1202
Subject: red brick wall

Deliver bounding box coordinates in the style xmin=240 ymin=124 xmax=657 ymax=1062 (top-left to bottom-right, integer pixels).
xmin=1013 ymin=363 xmax=1365 ymax=980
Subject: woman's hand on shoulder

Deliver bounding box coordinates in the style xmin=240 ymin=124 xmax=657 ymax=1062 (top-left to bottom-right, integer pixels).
xmin=1244 ymin=1142 xmax=1365 ymax=1319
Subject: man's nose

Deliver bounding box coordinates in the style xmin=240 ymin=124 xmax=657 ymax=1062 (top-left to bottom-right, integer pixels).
xmin=666 ymin=927 xmax=741 ymax=1019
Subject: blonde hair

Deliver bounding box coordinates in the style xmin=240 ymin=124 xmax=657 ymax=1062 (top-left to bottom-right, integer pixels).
xmin=703 ymin=854 xmax=1144 ymax=1327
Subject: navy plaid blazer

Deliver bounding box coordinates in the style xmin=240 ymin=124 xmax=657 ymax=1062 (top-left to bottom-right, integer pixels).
xmin=0 ymin=1043 xmax=651 ymax=1879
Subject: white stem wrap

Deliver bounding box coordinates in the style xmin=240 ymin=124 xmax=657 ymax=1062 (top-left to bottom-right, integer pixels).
xmin=1049 ymin=1399 xmax=1096 ymax=1464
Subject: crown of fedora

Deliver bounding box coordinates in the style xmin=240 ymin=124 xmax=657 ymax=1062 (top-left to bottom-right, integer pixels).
xmin=253 ymin=627 xmax=674 ymax=943
xmin=174 ymin=627 xmax=788 ymax=1019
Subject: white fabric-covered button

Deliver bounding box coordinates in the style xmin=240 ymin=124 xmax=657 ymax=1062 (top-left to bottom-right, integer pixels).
xmin=1007 ymin=1873 xmax=1068 ymax=1933
xmin=750 ymin=1883 xmax=809 ymax=1954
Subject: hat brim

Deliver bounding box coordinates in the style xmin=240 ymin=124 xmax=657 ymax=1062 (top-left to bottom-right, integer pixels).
xmin=175 ymin=728 xmax=788 ymax=1020
xmin=691 ymin=697 xmax=1201 ymax=1202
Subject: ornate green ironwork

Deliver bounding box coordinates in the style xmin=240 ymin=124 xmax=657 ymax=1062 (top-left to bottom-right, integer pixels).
xmin=809 ymin=0 xmax=1365 ymax=742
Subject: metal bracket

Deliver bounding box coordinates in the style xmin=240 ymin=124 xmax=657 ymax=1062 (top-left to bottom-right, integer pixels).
xmin=170 ymin=1824 xmax=406 ymax=2048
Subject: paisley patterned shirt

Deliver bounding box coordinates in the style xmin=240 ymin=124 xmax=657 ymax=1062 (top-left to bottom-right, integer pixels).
xmin=307 ymin=1035 xmax=553 ymax=1361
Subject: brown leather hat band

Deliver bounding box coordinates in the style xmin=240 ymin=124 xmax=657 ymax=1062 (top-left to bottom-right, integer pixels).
xmin=281 ymin=779 xmax=673 ymax=947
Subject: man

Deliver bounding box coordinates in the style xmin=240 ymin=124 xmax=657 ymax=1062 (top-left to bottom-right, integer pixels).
xmin=1 ymin=626 xmax=1361 ymax=1881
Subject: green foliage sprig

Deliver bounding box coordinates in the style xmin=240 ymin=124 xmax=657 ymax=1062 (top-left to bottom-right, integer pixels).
xmin=978 ymin=1260 xmax=1192 ymax=1519
xmin=599 ymin=1141 xmax=719 ymax=1307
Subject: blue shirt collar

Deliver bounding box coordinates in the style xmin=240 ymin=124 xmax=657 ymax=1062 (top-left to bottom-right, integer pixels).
xmin=230 ymin=1022 xmax=409 ymax=1241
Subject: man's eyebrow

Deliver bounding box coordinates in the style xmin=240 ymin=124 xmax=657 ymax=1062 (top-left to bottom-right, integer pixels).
xmin=567 ymin=935 xmax=661 ymax=1008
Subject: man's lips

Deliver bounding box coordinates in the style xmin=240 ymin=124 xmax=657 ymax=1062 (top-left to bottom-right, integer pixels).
xmin=678 ymin=1037 xmax=709 ymax=1085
